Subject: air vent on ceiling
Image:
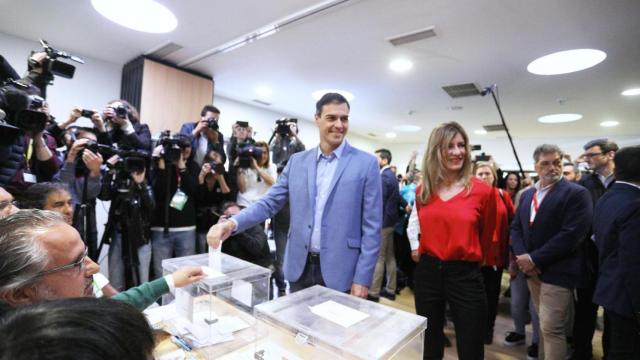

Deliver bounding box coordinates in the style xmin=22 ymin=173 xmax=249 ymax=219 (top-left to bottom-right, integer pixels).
xmin=483 ymin=124 xmax=506 ymax=132
xmin=145 ymin=41 xmax=183 ymax=59
xmin=442 ymin=83 xmax=482 ymax=98
xmin=387 ymin=26 xmax=437 ymax=46
xmin=252 ymin=99 xmax=272 ymax=106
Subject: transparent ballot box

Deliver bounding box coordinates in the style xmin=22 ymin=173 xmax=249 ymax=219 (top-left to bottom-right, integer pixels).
xmin=153 ymin=253 xmax=272 ymax=359
xmin=161 ymin=252 xmax=272 ymax=311
xmin=251 ymin=285 xmax=427 ymax=359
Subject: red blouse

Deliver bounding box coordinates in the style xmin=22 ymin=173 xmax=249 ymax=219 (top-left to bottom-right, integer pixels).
xmin=416 ymin=177 xmax=497 ymax=262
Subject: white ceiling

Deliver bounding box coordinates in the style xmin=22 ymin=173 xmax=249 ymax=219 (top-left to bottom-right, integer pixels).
xmin=1 ymin=0 xmax=639 ymax=143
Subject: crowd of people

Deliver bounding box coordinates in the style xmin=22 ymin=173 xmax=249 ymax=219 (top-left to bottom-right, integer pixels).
xmin=1 ymin=52 xmax=639 ymax=360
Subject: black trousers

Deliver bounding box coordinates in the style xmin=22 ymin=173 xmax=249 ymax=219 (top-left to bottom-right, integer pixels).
xmin=414 ymin=254 xmax=487 ymax=360
xmin=481 ymin=266 xmax=503 ymax=332
xmin=607 ymin=310 xmax=640 ymax=360
xmin=572 ymin=285 xmax=599 ymax=359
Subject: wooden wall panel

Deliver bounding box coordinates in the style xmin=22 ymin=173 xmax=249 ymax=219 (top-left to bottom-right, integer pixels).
xmin=139 ymin=59 xmax=214 ymax=135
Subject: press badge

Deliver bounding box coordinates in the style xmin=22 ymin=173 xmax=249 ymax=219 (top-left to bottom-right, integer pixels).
xmin=23 ymin=172 xmax=37 ymax=184
xmin=170 ymin=189 xmax=188 ymax=211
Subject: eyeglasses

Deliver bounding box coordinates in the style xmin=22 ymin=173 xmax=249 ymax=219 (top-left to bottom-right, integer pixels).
xmin=583 ymin=152 xmax=603 ymax=159
xmin=34 ymin=247 xmax=88 ymax=278
xmin=0 ymin=200 xmax=17 ymax=211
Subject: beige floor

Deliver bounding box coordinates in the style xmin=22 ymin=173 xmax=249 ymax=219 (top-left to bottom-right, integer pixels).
xmin=381 ymin=276 xmax=604 ymax=360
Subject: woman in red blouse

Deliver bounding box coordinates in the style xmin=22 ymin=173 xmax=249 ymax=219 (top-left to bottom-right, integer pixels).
xmin=414 ymin=122 xmax=496 ymax=360
xmin=474 ymin=162 xmax=515 ymax=345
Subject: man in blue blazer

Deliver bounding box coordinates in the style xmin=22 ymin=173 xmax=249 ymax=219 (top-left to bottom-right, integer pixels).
xmin=208 ymin=93 xmax=382 ymax=298
xmin=592 ymin=146 xmax=640 ymax=358
xmin=511 ymin=144 xmax=592 ymax=360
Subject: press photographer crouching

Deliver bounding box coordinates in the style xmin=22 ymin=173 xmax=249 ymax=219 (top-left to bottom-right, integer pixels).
xmin=236 ymin=140 xmax=276 ymax=207
xmin=150 ymin=131 xmax=199 ymax=279
xmin=195 ymin=149 xmax=233 ymax=253
xmin=99 ymin=148 xmax=154 ymax=290
xmin=98 ymin=99 xmax=151 ymax=151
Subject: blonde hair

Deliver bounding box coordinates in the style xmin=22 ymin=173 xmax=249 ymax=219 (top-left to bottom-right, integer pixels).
xmin=418 ymin=122 xmax=473 ymax=204
xmin=474 ymin=161 xmax=498 ymax=187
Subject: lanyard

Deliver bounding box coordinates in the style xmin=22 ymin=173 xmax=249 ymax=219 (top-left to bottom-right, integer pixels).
xmin=529 ymin=191 xmax=539 ymax=226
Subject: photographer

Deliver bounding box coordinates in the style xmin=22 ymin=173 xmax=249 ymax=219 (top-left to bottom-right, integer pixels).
xmin=46 ymin=106 xmax=101 ymax=150
xmin=52 ymin=126 xmax=103 ymax=258
xmin=195 ymin=149 xmax=233 ymax=253
xmin=227 ymin=121 xmax=252 ymax=167
xmin=236 ymin=141 xmax=276 ymax=208
xmin=270 ymin=118 xmax=305 ymax=168
xmin=99 ymin=154 xmax=154 ymax=291
xmin=179 ymin=105 xmax=226 ymax=166
xmin=150 ymin=133 xmax=199 ymax=279
xmin=269 ymin=118 xmax=305 ymax=297
xmin=0 ymin=87 xmax=61 ymax=191
xmin=97 ymin=99 xmax=151 ymax=151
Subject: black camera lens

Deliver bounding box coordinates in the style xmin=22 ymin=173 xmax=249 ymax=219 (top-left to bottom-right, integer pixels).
xmin=81 ymin=109 xmax=95 ymax=118
xmin=114 ymin=105 xmax=128 ymax=118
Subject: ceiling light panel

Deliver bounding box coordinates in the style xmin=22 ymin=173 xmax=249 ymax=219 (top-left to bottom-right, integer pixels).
xmin=91 ymin=0 xmax=177 ymax=33
xmin=389 ymin=58 xmax=413 ymax=72
xmin=527 ymin=49 xmax=606 ymax=75
xmin=537 ymin=113 xmax=583 ymax=123
xmin=621 ymin=88 xmax=640 ymax=96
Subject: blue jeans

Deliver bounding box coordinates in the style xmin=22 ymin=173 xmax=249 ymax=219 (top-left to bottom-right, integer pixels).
xmin=108 ymin=231 xmax=151 ymax=291
xmin=511 ymin=270 xmax=540 ymax=344
xmin=151 ymin=229 xmax=196 ymax=279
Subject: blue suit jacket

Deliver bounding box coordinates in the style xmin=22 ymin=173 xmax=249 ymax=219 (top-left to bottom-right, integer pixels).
xmin=381 ymin=167 xmax=401 ymax=228
xmin=593 ymin=182 xmax=640 ymax=318
xmin=232 ymin=141 xmax=382 ymax=291
xmin=511 ymin=178 xmax=593 ymax=288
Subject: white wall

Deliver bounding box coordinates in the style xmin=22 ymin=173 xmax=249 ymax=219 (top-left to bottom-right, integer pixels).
xmin=0 ymin=32 xmax=122 ymax=127
xmin=386 ymin=134 xmax=640 ymax=175
xmin=213 ymin=96 xmax=377 ymax=153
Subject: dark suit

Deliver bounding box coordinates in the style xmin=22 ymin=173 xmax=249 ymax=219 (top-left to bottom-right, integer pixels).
xmin=593 ymin=182 xmax=640 ymax=358
xmin=179 ymin=122 xmax=226 ymax=165
xmin=511 ymin=178 xmax=593 ymax=288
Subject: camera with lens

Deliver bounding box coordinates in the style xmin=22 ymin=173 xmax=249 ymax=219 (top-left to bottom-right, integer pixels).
xmin=205 ymin=117 xmax=219 ymax=130
xmin=237 ymin=139 xmax=263 ymax=169
xmin=0 ymin=83 xmax=48 ymax=134
xmin=158 ymin=130 xmax=190 ymax=164
xmin=208 ymin=160 xmax=225 ymax=175
xmin=81 ymin=109 xmax=95 ymax=118
xmin=275 ymin=118 xmax=297 ymax=137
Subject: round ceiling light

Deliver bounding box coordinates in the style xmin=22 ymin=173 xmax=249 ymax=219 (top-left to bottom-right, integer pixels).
xmin=474 ymin=129 xmax=488 ymax=135
xmin=385 ymin=132 xmax=397 ymax=139
xmin=537 ymin=113 xmax=583 ymax=123
xmin=600 ymin=120 xmax=619 ymax=127
xmin=389 ymin=58 xmax=413 ymax=73
xmin=92 ymin=0 xmax=178 ymax=33
xmin=527 ymin=49 xmax=606 ymax=75
xmin=393 ymin=125 xmax=421 ymax=132
xmin=311 ymin=89 xmax=354 ymax=102
xmin=621 ymin=88 xmax=640 ymax=96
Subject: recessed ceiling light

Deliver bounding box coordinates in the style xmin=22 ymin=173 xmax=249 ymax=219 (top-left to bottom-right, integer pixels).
xmin=600 ymin=120 xmax=619 ymax=127
xmin=91 ymin=0 xmax=177 ymax=33
xmin=311 ymin=89 xmax=354 ymax=102
xmin=621 ymin=88 xmax=640 ymax=96
xmin=255 ymin=86 xmax=272 ymax=97
xmin=389 ymin=58 xmax=413 ymax=72
xmin=385 ymin=132 xmax=397 ymax=139
xmin=537 ymin=113 xmax=583 ymax=123
xmin=393 ymin=125 xmax=421 ymax=132
xmin=527 ymin=49 xmax=606 ymax=75
xmin=474 ymin=129 xmax=487 ymax=135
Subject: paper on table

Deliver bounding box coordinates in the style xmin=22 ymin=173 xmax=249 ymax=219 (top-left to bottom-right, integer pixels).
xmin=156 ymin=348 xmax=185 ymax=360
xmin=143 ymin=303 xmax=176 ymax=328
xmin=208 ymin=246 xmax=222 ymax=272
xmin=309 ymin=300 xmax=369 ymax=328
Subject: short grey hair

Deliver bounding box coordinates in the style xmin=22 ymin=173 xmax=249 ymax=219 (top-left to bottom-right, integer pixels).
xmin=0 ymin=210 xmax=66 ymax=294
xmin=533 ymin=144 xmax=564 ymax=163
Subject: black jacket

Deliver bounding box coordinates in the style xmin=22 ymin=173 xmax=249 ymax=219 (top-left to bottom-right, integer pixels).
xmin=151 ymin=160 xmax=199 ymax=229
xmin=97 ymin=122 xmax=151 ymax=151
xmin=223 ymin=224 xmax=273 ymax=269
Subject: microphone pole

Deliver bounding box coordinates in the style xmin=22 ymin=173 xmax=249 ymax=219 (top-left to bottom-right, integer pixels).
xmin=481 ymin=84 xmax=526 ymax=180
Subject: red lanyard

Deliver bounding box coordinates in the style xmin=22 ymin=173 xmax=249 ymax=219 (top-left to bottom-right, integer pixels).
xmin=529 ymin=191 xmax=539 ymax=226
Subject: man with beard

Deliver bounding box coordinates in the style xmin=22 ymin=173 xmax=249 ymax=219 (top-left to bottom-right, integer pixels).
xmin=511 ymin=144 xmax=592 ymax=360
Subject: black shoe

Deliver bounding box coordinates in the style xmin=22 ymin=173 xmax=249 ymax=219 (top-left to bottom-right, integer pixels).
xmin=277 ymin=289 xmax=286 ymax=297
xmin=367 ymin=295 xmax=380 ymax=302
xmin=503 ymin=331 xmax=526 ymax=346
xmin=484 ymin=328 xmax=494 ymax=345
xmin=380 ymin=289 xmax=396 ymax=301
xmin=527 ymin=343 xmax=538 ymax=360
xmin=443 ymin=335 xmax=452 ymax=348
